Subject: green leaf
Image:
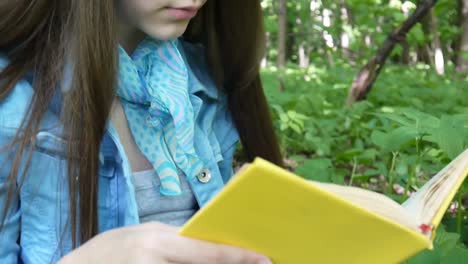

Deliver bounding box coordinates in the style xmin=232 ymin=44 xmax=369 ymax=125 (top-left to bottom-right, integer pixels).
xmin=335 ymin=149 xmax=363 ymax=162
xmin=435 ymin=230 xmax=461 ymax=255
xmin=289 ymin=123 xmax=302 ymax=134
xmin=375 ymin=112 xmax=413 ymax=127
xmin=400 ymin=109 xmax=440 ymax=129
xmin=406 ymin=249 xmax=441 ymax=264
xmin=279 ymin=113 xmax=289 ymax=123
xmin=407 ymin=227 xmax=464 ymax=263
xmin=407 ymin=24 xmax=426 ymax=45
xmin=430 ymin=115 xmax=466 ymax=159
xmin=371 ymin=127 xmax=418 ymax=152
xmin=441 ymin=247 xmax=468 ymax=264
xmin=295 ymin=159 xmax=334 ymax=183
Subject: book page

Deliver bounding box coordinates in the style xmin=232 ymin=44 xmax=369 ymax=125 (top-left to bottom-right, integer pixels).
xmin=402 ymin=149 xmax=468 ymax=232
xmin=312 ymin=182 xmax=421 ymax=232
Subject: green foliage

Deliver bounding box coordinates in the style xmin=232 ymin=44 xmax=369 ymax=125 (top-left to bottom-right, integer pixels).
xmin=261 ymin=61 xmax=468 ymax=261
xmin=262 ymin=0 xmax=462 ymax=66
xmin=406 ymin=226 xmax=468 ymax=264
xmin=260 ymin=0 xmax=468 ymax=261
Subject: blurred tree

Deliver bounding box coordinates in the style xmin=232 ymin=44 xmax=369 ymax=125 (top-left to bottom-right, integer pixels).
xmin=457 ymin=0 xmax=468 ymax=73
xmin=346 ymin=0 xmax=438 ymax=105
xmin=261 ymin=0 xmax=462 ymax=91
xmin=278 ymin=0 xmax=287 ymax=91
xmin=429 ymin=8 xmax=445 ymax=75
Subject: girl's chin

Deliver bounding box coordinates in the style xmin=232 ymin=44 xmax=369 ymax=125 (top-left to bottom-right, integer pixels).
xmin=144 ymin=22 xmax=189 ymax=41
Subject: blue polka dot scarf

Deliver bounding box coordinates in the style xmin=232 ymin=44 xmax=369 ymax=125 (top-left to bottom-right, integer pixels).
xmin=117 ymin=38 xmax=204 ymax=196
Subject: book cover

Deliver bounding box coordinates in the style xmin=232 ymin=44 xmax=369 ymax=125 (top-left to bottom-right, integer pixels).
xmin=179 ymin=158 xmax=436 ymax=263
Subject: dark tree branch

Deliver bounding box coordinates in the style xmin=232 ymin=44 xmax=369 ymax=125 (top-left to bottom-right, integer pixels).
xmin=346 ymin=0 xmax=438 ymax=105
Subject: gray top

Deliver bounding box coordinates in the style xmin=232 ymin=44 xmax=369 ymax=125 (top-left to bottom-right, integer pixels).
xmin=111 ymin=101 xmax=199 ymax=226
xmin=132 ymin=169 xmax=199 ymax=226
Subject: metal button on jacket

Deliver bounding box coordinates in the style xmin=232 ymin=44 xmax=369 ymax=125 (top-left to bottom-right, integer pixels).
xmin=197 ymin=169 xmax=212 ymax=183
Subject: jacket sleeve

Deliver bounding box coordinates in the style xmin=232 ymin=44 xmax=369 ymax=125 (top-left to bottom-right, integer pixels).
xmin=0 ymin=56 xmax=34 ymax=264
xmin=0 ymin=133 xmax=21 ymax=264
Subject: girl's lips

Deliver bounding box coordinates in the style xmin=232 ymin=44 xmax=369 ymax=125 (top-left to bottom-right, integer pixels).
xmin=165 ymin=6 xmax=199 ymax=20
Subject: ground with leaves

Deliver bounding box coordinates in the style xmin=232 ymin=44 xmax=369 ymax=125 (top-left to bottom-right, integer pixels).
xmin=260 ymin=62 xmax=468 ymax=262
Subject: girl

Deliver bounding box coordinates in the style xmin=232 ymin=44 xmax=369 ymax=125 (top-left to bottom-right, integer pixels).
xmin=0 ymin=0 xmax=282 ymax=263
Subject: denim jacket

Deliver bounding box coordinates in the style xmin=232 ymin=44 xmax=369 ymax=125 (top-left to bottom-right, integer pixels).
xmin=0 ymin=41 xmax=239 ymax=264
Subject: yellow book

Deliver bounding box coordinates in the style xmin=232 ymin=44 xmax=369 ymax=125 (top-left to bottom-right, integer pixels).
xmin=179 ymin=149 xmax=468 ymax=264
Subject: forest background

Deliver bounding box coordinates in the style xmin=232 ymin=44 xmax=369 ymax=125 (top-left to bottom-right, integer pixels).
xmin=259 ymin=0 xmax=468 ymax=262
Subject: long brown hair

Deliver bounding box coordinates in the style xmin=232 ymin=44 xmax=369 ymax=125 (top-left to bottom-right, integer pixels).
xmin=0 ymin=0 xmax=282 ymax=246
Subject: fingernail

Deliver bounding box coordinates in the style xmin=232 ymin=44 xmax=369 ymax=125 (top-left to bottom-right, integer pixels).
xmin=258 ymin=257 xmax=273 ymax=264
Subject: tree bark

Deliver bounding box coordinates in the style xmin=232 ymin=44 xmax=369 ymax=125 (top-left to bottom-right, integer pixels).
xmin=298 ymin=43 xmax=310 ymax=68
xmin=346 ymin=0 xmax=438 ymax=106
xmin=417 ymin=10 xmax=433 ymax=65
xmin=277 ymin=0 xmax=287 ymax=91
xmin=429 ymin=9 xmax=445 ymax=75
xmin=401 ymin=39 xmax=411 ymax=64
xmin=456 ymin=0 xmax=468 ymax=73
xmin=340 ymin=2 xmax=352 ymax=60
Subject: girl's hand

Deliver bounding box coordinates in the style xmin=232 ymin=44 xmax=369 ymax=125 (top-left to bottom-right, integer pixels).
xmin=59 ymin=222 xmax=272 ymax=264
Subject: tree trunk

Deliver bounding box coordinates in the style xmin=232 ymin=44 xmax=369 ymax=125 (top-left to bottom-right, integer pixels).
xmin=401 ymin=39 xmax=411 ymax=64
xmin=457 ymin=0 xmax=468 ymax=73
xmin=298 ymin=43 xmax=310 ymax=68
xmin=450 ymin=0 xmax=463 ymax=65
xmin=340 ymin=2 xmax=352 ymax=60
xmin=429 ymin=9 xmax=445 ymax=75
xmin=321 ymin=7 xmax=335 ymax=67
xmin=277 ymin=0 xmax=287 ymax=91
xmin=417 ymin=11 xmax=433 ymax=64
xmin=261 ymin=32 xmax=270 ymax=68
xmin=416 ymin=45 xmax=431 ymax=64
xmin=346 ymin=0 xmax=438 ymax=106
